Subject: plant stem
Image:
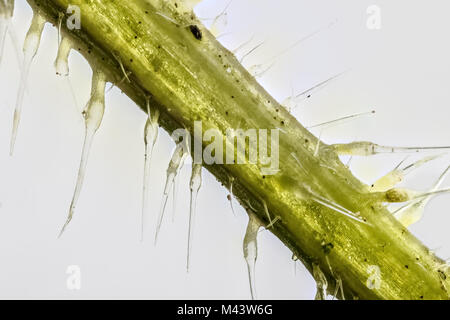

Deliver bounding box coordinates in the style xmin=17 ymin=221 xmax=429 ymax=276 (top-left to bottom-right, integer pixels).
xmin=28 ymin=0 xmax=450 ymax=299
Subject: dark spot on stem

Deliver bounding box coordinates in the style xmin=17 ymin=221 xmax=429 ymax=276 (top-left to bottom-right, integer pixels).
xmin=321 ymin=242 xmax=334 ymax=255
xmin=189 ymin=25 xmax=202 ymax=40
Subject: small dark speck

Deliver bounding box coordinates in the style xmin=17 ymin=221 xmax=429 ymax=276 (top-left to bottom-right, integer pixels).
xmin=231 ymin=96 xmax=234 ymax=99
xmin=175 ymin=3 xmax=178 ymax=7
xmin=130 ymin=59 xmax=133 ymax=62
xmin=420 ymin=296 xmax=424 ymax=299
xmin=405 ymin=265 xmax=409 ymax=269
xmin=189 ymin=25 xmax=202 ymax=40
xmin=138 ymin=21 xmax=142 ymax=24
xmin=225 ymin=111 xmax=229 ymax=116
xmin=321 ymin=243 xmax=334 ymax=255
xmin=262 ymin=176 xmax=266 ymax=179
xmin=134 ymin=36 xmax=138 ymax=39
xmin=281 ymin=121 xmax=285 ymax=125
xmin=145 ymin=11 xmax=149 ymax=14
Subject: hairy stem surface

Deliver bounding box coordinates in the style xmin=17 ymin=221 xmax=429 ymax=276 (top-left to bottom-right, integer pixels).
xmin=28 ymin=0 xmax=450 ymax=299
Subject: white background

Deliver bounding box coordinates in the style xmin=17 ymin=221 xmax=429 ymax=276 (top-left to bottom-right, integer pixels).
xmin=0 ymin=0 xmax=449 ymax=299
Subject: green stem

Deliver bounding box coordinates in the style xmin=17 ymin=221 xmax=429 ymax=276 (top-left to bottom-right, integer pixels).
xmin=28 ymin=0 xmax=449 ymax=299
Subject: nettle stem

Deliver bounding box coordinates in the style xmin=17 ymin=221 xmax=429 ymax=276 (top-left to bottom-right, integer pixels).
xmin=28 ymin=0 xmax=450 ymax=299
